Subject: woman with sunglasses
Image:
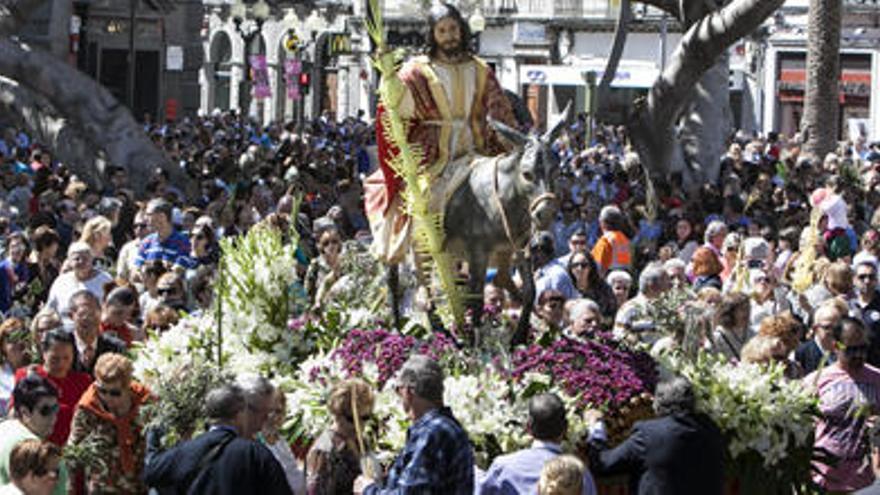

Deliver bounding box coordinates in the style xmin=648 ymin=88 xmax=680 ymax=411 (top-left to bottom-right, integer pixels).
xmin=187 ymin=224 xmax=219 ymax=270
xmin=305 ymin=378 xmax=374 ymax=495
xmin=0 ymin=374 xmax=68 ymax=495
xmin=0 ymin=318 xmax=32 ymax=418
xmin=14 ymin=331 xmax=91 ymax=446
xmin=305 ymin=226 xmax=344 ymax=312
xmin=567 ymin=252 xmax=617 ymax=319
xmin=68 ymin=353 xmax=150 ymax=494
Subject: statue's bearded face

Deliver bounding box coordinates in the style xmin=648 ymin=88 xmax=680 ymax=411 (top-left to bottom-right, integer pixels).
xmin=432 ymin=17 xmax=462 ymax=59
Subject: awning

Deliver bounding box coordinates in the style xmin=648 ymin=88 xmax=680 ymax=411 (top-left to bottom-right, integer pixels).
xmin=520 ymin=61 xmax=659 ymax=88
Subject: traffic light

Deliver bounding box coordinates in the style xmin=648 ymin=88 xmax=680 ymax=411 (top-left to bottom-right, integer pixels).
xmin=299 ymin=72 xmax=311 ymax=95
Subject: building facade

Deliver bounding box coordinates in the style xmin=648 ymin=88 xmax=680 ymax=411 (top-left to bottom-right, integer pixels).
xmin=19 ymin=0 xmax=204 ymax=122
xmin=759 ymin=0 xmax=880 ymax=142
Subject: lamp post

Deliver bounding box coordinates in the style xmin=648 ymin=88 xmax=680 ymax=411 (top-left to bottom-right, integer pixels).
xmin=231 ymin=0 xmax=271 ymax=114
xmin=469 ymin=9 xmax=486 ymax=55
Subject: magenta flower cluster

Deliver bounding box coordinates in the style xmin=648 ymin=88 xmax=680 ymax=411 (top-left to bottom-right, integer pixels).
xmin=510 ymin=334 xmax=657 ymax=409
xmin=330 ymin=329 xmax=458 ymax=386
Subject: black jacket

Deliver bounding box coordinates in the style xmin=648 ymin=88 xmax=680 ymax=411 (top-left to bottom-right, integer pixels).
xmin=590 ymin=412 xmax=724 ymax=495
xmin=144 ymin=428 xmax=291 ymax=495
xmin=73 ymin=333 xmax=127 ymax=375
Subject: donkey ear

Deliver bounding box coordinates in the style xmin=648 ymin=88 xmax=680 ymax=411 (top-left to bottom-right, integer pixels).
xmin=542 ymin=102 xmax=572 ymax=143
xmin=490 ymin=118 xmax=527 ymax=148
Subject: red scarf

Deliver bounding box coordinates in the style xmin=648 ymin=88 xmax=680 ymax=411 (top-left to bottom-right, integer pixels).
xmin=77 ymin=382 xmax=151 ymax=474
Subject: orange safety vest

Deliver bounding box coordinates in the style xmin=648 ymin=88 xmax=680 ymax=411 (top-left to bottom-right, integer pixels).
xmin=592 ymin=230 xmax=631 ymax=271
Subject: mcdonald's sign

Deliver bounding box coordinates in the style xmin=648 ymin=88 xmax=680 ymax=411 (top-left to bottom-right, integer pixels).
xmin=327 ymin=33 xmax=352 ymax=57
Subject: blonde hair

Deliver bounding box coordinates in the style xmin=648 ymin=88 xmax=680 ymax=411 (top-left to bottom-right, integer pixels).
xmin=740 ymin=335 xmax=783 ymax=365
xmin=538 ymin=455 xmax=584 ymax=495
xmin=327 ymin=378 xmax=374 ymax=418
xmin=94 ymin=352 xmax=133 ymax=385
xmin=80 ymin=215 xmax=112 ymax=248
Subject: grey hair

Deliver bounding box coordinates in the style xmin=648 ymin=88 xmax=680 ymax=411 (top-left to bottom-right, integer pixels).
xmin=653 ymin=376 xmax=696 ymax=416
xmin=568 ymin=299 xmax=600 ymax=322
xmin=663 ymin=258 xmax=686 ymax=272
xmin=606 ymin=270 xmax=632 ymax=286
xmin=397 ymin=354 xmax=444 ymax=403
xmin=638 ymin=263 xmax=668 ymax=294
xmin=704 ymin=220 xmax=728 ymax=244
xmin=598 ymin=206 xmax=624 ymax=230
xmin=235 ymin=374 xmax=274 ymax=405
xmin=205 ymin=383 xmax=247 ymax=422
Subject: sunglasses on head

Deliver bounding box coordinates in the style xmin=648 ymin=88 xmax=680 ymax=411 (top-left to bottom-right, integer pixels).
xmin=37 ymin=403 xmax=59 ymax=417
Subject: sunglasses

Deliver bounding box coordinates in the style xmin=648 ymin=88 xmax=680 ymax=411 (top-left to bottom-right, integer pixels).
xmin=157 ymin=288 xmax=178 ymax=296
xmin=134 ymin=223 xmax=148 ymax=229
xmin=571 ymin=262 xmax=590 ymax=269
xmin=857 ymin=273 xmax=877 ymax=281
xmin=97 ymin=385 xmax=124 ymax=398
xmin=321 ymin=239 xmax=341 ymax=247
xmin=34 ymin=467 xmax=60 ymax=478
xmin=37 ymin=403 xmax=59 ymax=417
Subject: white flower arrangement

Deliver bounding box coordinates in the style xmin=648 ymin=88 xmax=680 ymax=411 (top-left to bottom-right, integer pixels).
xmin=665 ymin=353 xmax=818 ymax=469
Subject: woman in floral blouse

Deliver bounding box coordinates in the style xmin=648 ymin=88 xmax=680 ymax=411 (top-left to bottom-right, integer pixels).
xmin=68 ymin=353 xmax=151 ymax=494
xmin=305 ymin=378 xmax=374 ymax=495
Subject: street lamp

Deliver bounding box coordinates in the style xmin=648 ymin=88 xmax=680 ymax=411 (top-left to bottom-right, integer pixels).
xmin=231 ymin=0 xmax=271 ymax=113
xmin=469 ymin=9 xmax=485 ymax=55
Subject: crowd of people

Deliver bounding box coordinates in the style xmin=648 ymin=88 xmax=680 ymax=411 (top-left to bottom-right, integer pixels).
xmin=3 ymin=10 xmax=880 ymax=492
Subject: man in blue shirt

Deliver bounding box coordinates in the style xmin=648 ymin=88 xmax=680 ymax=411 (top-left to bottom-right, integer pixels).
xmin=356 ymin=355 xmax=474 ymax=494
xmin=480 ymin=393 xmax=597 ymax=495
xmin=135 ymin=198 xmax=193 ymax=270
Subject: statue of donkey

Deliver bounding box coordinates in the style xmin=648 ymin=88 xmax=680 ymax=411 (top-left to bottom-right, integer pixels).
xmin=388 ymin=105 xmax=570 ymax=337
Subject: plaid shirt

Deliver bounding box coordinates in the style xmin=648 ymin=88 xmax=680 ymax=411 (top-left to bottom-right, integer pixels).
xmin=364 ymin=407 xmax=474 ymax=495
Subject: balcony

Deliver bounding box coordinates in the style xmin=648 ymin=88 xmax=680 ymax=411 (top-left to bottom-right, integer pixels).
xmin=506 ymin=0 xmax=621 ymax=19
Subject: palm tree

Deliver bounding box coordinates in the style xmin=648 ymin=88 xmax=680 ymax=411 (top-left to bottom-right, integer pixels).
xmin=801 ymin=0 xmax=842 ymax=162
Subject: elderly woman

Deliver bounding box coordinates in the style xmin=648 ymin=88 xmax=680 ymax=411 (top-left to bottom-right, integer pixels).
xmin=0 ymin=318 xmax=32 ymax=417
xmin=68 ymin=353 xmax=150 ymax=494
xmin=305 ymin=378 xmax=374 ymax=495
xmin=749 ymin=269 xmax=791 ymax=332
xmin=45 ymin=242 xmax=113 ymax=327
xmin=567 ymin=252 xmax=617 ymax=319
xmin=14 ymin=330 xmax=91 ymax=446
xmin=606 ymin=270 xmax=632 ymax=309
xmin=78 ymin=216 xmax=114 ymax=272
xmin=709 ymin=292 xmax=752 ymax=362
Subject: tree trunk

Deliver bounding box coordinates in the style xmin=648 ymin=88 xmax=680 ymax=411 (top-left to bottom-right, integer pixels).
xmin=598 ymin=0 xmax=632 ymax=109
xmin=0 ymin=78 xmax=105 ymax=188
xmin=0 ymin=38 xmax=192 ymax=197
xmin=628 ymin=0 xmax=785 ymax=180
xmin=801 ymin=0 xmax=841 ymax=161
xmin=678 ymin=53 xmax=731 ymax=185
